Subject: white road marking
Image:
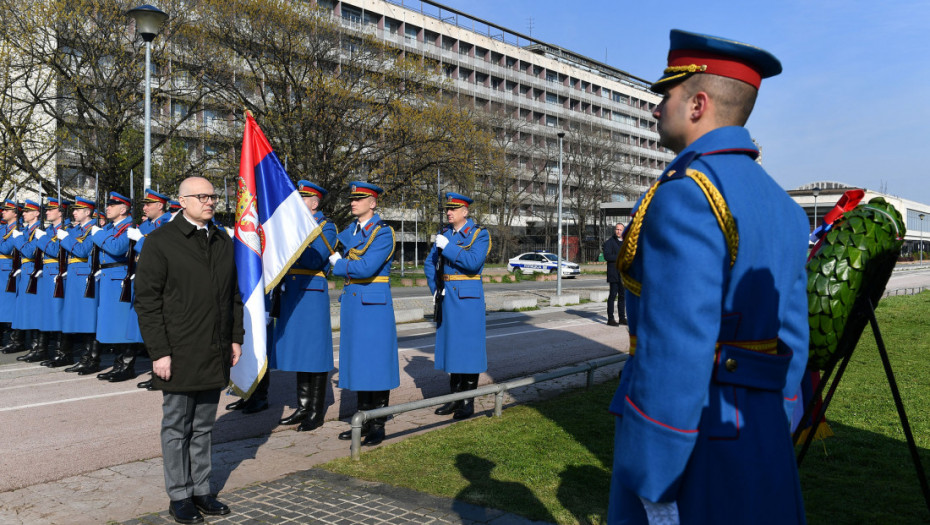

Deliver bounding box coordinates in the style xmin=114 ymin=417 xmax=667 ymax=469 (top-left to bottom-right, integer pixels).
xmin=0 ymin=389 xmax=148 ymax=412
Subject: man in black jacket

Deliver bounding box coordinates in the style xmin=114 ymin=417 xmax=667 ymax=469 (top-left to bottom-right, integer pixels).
xmin=135 ymin=177 xmax=244 ymax=524
xmin=602 ymin=223 xmax=626 ymax=326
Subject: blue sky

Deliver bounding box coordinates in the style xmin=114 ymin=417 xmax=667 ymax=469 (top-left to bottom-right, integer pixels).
xmin=437 ymin=0 xmax=930 ymax=205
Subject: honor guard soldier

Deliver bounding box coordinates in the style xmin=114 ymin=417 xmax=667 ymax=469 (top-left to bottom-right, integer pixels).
xmin=607 ymin=30 xmax=809 ymax=524
xmin=58 ymin=197 xmax=102 ymax=374
xmin=92 ymin=191 xmax=140 ymax=382
xmin=10 ymin=200 xmax=48 ymax=362
xmin=0 ymin=200 xmax=23 ymax=354
xmin=168 ymin=200 xmax=181 ymax=219
xmin=126 ymin=188 xmax=172 ymax=390
xmin=37 ymin=197 xmax=74 ymax=367
xmin=271 ymin=181 xmax=338 ymax=432
xmin=329 ymin=181 xmax=398 ymax=446
xmin=424 ymin=192 xmax=490 ymax=420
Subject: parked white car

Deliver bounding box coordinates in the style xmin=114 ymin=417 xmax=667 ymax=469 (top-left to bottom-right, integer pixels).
xmin=507 ymin=251 xmax=580 ymax=277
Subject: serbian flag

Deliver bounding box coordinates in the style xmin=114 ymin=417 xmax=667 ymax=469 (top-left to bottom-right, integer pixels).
xmin=229 ymin=113 xmax=320 ymax=398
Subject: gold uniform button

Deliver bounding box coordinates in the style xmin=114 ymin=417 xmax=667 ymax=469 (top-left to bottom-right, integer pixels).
xmin=725 ymin=358 xmax=738 ymax=372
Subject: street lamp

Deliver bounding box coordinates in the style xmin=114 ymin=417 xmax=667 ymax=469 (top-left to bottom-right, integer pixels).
xmin=812 ymin=186 xmax=821 ymax=232
xmin=557 ymin=131 xmax=565 ymax=296
xmin=128 ymin=4 xmax=169 ymax=191
xmin=920 ymin=213 xmax=926 ymax=265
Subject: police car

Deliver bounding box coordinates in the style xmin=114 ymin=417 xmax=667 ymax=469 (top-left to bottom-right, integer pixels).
xmin=507 ymin=251 xmax=581 ymax=277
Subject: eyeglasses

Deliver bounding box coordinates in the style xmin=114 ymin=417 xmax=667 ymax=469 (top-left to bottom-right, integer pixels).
xmin=182 ymin=194 xmax=220 ymax=204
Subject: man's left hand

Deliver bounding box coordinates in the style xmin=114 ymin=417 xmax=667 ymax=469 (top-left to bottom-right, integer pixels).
xmin=231 ymin=343 xmax=242 ymax=367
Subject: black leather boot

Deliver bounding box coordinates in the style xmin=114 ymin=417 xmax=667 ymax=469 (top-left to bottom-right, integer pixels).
xmin=1 ymin=327 xmax=25 ymax=354
xmin=339 ymin=391 xmax=371 ymax=440
xmin=76 ymin=338 xmax=102 ymax=375
xmin=226 ymin=373 xmax=270 ymax=413
xmin=434 ymin=373 xmax=463 ymax=415
xmin=297 ymin=372 xmax=329 ymax=432
xmin=39 ymin=332 xmax=58 ymax=366
xmin=97 ymin=344 xmax=124 ymax=380
xmin=65 ymin=336 xmax=90 ymax=372
xmin=46 ymin=332 xmax=74 ymax=367
xmin=21 ymin=331 xmax=49 ymax=362
xmin=280 ymin=372 xmax=312 ymax=425
xmin=107 ymin=345 xmax=137 ymax=382
xmin=362 ymin=390 xmax=390 ymax=446
xmin=453 ymin=374 xmax=480 ymax=420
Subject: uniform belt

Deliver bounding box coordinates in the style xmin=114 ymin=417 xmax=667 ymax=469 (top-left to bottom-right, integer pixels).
xmin=43 ymin=258 xmax=57 ymax=264
xmin=0 ymin=255 xmax=10 ymax=259
xmin=443 ymin=274 xmax=480 ymax=281
xmin=345 ymin=276 xmax=390 ymax=285
xmin=627 ymin=335 xmax=777 ymax=357
xmin=21 ymin=258 xmax=32 ymax=263
xmin=68 ymin=258 xmax=88 ymax=263
xmin=100 ymin=262 xmax=127 ymax=269
xmin=287 ymin=268 xmax=326 ymax=277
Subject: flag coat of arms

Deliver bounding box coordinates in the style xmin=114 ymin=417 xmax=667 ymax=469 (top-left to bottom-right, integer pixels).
xmin=230 ymin=113 xmax=320 ymax=398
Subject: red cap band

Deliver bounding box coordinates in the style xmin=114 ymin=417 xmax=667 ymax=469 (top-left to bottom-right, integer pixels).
xmin=667 ymin=49 xmax=763 ymax=89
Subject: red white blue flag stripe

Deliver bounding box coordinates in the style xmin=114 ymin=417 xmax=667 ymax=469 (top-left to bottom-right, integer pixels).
xmin=230 ymin=113 xmax=319 ymax=398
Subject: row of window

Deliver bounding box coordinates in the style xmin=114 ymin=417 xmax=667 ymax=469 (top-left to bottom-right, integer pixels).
xmin=332 ymin=2 xmax=650 ymax=109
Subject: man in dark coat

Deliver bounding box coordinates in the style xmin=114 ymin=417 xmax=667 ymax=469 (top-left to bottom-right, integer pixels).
xmin=135 ymin=176 xmax=244 ymax=524
xmin=602 ymin=223 xmax=626 ymax=326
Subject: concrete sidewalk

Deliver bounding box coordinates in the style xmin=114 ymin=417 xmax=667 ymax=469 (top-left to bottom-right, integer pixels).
xmin=0 ymin=325 xmax=625 ymax=525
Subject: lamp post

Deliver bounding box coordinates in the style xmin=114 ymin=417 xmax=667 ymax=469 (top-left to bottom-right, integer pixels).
xmin=557 ymin=131 xmax=565 ymax=296
xmin=920 ymin=213 xmax=926 ymax=265
xmin=128 ymin=4 xmax=169 ymax=191
xmin=812 ymin=186 xmax=821 ymax=232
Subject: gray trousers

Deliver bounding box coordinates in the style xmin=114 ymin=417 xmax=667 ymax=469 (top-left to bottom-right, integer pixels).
xmin=161 ymin=389 xmax=221 ymax=501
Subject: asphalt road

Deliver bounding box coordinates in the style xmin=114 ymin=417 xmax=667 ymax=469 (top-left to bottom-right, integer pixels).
xmin=0 ymin=302 xmax=626 ymax=493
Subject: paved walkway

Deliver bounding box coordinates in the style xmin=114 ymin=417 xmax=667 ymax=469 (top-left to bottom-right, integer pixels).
xmin=0 ymin=319 xmax=625 ymax=525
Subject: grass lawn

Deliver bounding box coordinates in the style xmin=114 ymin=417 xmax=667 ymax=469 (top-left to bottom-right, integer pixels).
xmin=322 ymin=292 xmax=930 ymax=524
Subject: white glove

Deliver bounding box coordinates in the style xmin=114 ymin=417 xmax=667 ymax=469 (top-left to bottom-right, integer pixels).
xmin=56 ymin=229 xmax=69 ymax=240
xmin=91 ymin=226 xmax=102 ymax=235
xmin=126 ymin=228 xmax=142 ymax=241
xmin=11 ymin=230 xmax=22 ymax=238
xmin=435 ymin=235 xmax=449 ymax=250
xmin=328 ymin=252 xmax=342 ymax=266
xmin=34 ymin=229 xmax=46 ymax=239
xmin=32 ymin=269 xmax=42 ymax=278
xmin=640 ymin=498 xmax=680 ymax=525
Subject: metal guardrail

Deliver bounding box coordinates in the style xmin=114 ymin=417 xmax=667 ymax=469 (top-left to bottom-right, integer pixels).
xmin=350 ymin=354 xmax=628 ymax=459
xmin=884 ymin=286 xmax=928 ymax=297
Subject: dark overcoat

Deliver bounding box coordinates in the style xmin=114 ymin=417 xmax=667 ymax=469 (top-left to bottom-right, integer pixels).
xmin=134 ymin=215 xmax=244 ymax=392
xmin=602 ymin=235 xmax=622 ymax=283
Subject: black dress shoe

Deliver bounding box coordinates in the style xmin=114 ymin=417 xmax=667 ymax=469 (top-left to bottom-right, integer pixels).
xmin=137 ymin=378 xmax=154 ymax=390
xmin=168 ymin=499 xmax=203 ymax=524
xmin=191 ymin=494 xmax=230 ymax=516
xmin=242 ymin=398 xmax=269 ymax=414
xmin=108 ymin=368 xmax=136 ymax=382
xmin=225 ymin=398 xmax=246 ymax=410
xmin=607 ymin=319 xmax=620 ymax=326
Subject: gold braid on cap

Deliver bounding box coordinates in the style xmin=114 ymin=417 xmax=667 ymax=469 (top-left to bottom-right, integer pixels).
xmin=664 ymin=64 xmax=708 ymax=74
xmin=618 ymin=169 xmax=738 ymax=297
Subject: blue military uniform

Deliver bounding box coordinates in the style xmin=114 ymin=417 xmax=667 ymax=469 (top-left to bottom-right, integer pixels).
xmin=10 ymin=200 xmax=49 ymax=361
xmin=37 ymin=199 xmax=71 ymax=334
xmin=92 ymin=192 xmax=141 ymax=383
xmin=423 ymin=193 xmax=491 ymax=420
xmin=0 ymin=200 xmax=23 ymax=353
xmin=331 ymin=181 xmax=397 ymax=445
xmin=0 ymin=201 xmax=20 ymax=325
xmin=59 ymin=197 xmax=103 ymax=374
xmin=126 ymin=189 xmax=172 ymax=346
xmin=11 ymin=201 xmax=44 ymax=332
xmin=607 ymin=31 xmax=808 ymax=525
xmin=33 ymin=198 xmax=76 ymax=367
xmin=270 ymin=181 xmax=338 ymax=432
